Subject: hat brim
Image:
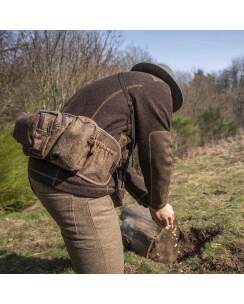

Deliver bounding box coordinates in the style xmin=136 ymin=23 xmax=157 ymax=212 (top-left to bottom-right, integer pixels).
xmin=131 ymin=62 xmax=183 ymax=112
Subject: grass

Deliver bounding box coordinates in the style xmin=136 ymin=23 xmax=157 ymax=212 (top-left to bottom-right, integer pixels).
xmin=0 ymin=130 xmax=243 ymax=273
xmin=0 ymin=125 xmax=36 ymax=213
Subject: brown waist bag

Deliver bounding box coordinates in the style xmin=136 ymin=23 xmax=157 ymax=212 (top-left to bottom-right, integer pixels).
xmin=13 ymin=110 xmax=121 ymax=186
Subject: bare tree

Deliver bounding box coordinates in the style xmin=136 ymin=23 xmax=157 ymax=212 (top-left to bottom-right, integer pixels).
xmin=119 ymin=45 xmax=153 ymax=69
xmin=17 ymin=30 xmax=123 ymax=111
xmin=0 ymin=30 xmax=158 ymax=123
xmin=215 ymin=57 xmax=244 ymax=128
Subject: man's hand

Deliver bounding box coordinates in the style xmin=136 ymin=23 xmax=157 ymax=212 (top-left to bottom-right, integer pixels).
xmin=149 ymin=203 xmax=175 ymax=228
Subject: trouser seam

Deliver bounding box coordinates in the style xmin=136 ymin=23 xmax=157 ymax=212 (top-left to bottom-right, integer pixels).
xmin=86 ymin=200 xmax=110 ymax=273
xmin=71 ymin=195 xmax=78 ymax=234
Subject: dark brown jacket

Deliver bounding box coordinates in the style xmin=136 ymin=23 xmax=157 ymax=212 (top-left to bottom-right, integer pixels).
xmin=28 ymin=71 xmax=173 ymax=209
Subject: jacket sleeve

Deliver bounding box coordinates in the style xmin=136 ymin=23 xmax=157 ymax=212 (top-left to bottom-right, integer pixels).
xmin=124 ymin=165 xmax=149 ymax=207
xmin=130 ymin=79 xmax=173 ymax=209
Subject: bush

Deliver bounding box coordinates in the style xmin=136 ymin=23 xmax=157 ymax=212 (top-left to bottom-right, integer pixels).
xmin=172 ymin=115 xmax=199 ymax=157
xmin=198 ymin=109 xmax=237 ymax=145
xmin=0 ymin=125 xmax=35 ymax=213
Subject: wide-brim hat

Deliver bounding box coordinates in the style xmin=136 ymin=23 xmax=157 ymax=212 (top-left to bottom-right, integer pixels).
xmin=131 ymin=62 xmax=183 ymax=112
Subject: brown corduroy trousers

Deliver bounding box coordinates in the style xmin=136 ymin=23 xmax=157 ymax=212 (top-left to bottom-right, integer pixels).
xmin=29 ymin=178 xmax=124 ymax=274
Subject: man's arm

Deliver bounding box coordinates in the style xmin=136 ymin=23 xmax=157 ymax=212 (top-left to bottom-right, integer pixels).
xmin=130 ymin=78 xmax=174 ymax=210
xmin=124 ymin=165 xmax=149 ymax=207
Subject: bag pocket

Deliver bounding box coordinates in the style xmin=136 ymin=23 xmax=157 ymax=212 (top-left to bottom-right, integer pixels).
xmin=76 ymin=127 xmax=122 ymax=186
xmin=48 ymin=116 xmax=98 ymax=172
xmin=29 ymin=112 xmax=56 ymax=157
xmin=13 ymin=111 xmax=71 ymax=159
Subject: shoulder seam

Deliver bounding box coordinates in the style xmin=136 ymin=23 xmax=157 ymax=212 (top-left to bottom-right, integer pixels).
xmin=91 ymin=84 xmax=143 ymax=119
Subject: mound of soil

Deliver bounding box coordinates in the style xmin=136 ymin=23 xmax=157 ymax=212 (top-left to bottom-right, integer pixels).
xmin=177 ymin=224 xmax=223 ymax=261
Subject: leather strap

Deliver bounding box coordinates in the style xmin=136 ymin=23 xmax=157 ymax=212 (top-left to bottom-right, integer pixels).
xmin=118 ymin=72 xmax=135 ymax=166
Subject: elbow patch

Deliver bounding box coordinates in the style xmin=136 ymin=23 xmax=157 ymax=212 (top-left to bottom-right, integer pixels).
xmin=149 ymin=130 xmax=173 ymax=208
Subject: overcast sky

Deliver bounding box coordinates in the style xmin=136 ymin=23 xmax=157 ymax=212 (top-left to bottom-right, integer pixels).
xmin=120 ymin=31 xmax=244 ymax=73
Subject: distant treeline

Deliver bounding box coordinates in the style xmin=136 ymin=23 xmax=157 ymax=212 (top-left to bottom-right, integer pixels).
xmin=1 ymin=30 xmax=243 ymax=156
xmin=173 ymin=63 xmax=244 ymax=155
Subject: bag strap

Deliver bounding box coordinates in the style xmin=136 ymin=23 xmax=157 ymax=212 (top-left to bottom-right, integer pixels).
xmin=118 ymin=72 xmax=135 ymax=167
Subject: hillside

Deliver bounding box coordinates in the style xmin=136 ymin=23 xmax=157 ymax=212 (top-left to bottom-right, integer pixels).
xmin=0 ymin=132 xmax=243 ymax=273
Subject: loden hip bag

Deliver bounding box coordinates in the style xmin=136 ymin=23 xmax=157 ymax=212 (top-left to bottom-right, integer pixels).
xmin=12 ymin=110 xmax=122 ymax=186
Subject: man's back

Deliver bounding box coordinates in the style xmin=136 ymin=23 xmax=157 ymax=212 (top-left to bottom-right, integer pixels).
xmin=62 ymin=71 xmax=172 ymax=138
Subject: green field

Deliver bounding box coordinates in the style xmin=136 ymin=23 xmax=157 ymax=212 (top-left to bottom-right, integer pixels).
xmin=0 ymin=127 xmax=243 ymax=273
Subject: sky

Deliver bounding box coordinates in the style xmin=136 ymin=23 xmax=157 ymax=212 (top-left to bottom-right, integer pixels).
xmin=120 ymin=31 xmax=244 ymax=73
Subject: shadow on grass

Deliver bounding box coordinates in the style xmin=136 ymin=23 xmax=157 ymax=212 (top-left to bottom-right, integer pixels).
xmin=0 ymin=250 xmax=72 ymax=274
